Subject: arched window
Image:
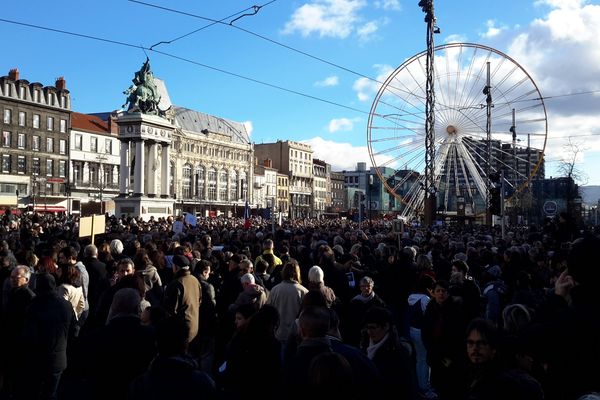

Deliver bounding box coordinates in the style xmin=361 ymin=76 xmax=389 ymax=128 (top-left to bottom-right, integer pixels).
xmin=230 ymin=170 xmax=238 ymax=201
xmin=239 ymin=171 xmax=247 ymax=200
xmin=207 ymin=167 xmax=217 ymax=201
xmin=170 ymin=162 xmax=176 ymax=196
xmin=219 ymin=169 xmax=228 ymax=201
xmin=195 ymin=166 xmax=204 ymax=198
xmin=182 ymin=164 xmax=192 ymax=199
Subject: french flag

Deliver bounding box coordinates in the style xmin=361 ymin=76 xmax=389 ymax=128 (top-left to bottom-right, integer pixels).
xmin=243 ymin=200 xmax=251 ymax=229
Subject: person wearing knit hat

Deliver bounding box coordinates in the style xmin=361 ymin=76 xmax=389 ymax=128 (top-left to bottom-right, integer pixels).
xmin=172 ymin=254 xmax=191 ymax=270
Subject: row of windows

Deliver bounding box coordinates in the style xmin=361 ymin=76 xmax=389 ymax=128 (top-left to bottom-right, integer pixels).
xmin=180 ymin=165 xmax=248 ymax=200
xmin=1 ymin=154 xmax=66 ymax=177
xmin=2 ymin=109 xmax=67 ymax=133
xmin=1 ymin=131 xmax=67 ymax=154
xmin=289 ymin=149 xmax=312 ymax=161
xmin=3 ymin=84 xmax=68 ymax=108
xmin=181 ymin=141 xmax=250 ymax=161
xmin=72 ymin=134 xmax=113 ymax=154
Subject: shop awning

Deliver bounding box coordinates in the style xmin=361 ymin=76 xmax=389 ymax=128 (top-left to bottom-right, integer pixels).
xmin=33 ymin=205 xmax=67 ymax=213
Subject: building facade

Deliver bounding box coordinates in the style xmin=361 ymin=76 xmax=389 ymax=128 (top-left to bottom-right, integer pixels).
xmin=69 ymin=112 xmax=120 ymax=215
xmin=277 ymin=172 xmax=289 ymax=215
xmin=254 ymin=159 xmax=277 ymax=211
xmin=329 ymin=171 xmax=345 ymax=213
xmin=313 ymin=159 xmax=327 ymax=217
xmin=255 ymin=140 xmax=313 ymax=218
xmin=171 ymin=106 xmax=253 ymax=217
xmin=0 ymin=68 xmax=71 ymax=212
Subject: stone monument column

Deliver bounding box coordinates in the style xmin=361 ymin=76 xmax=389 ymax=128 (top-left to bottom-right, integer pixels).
xmin=146 ymin=142 xmax=157 ymax=197
xmin=161 ymin=144 xmax=170 ymax=198
xmin=134 ymin=140 xmax=145 ymax=196
xmin=119 ymin=140 xmax=129 ymax=195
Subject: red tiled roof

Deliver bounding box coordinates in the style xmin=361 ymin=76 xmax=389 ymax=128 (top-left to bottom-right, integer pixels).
xmin=71 ymin=112 xmax=110 ymax=133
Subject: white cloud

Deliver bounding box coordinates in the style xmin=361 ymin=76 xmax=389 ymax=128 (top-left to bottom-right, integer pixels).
xmin=357 ymin=21 xmax=379 ymax=42
xmin=352 ymin=63 xmax=394 ymax=101
xmin=480 ymin=19 xmax=506 ymax=38
xmin=374 ymin=0 xmax=401 ymax=11
xmin=328 ymin=117 xmax=360 ymax=132
xmin=315 ymin=75 xmax=339 ymax=87
xmin=502 ymin=1 xmax=600 ymax=182
xmin=282 ymin=0 xmax=367 ymax=39
xmin=444 ymin=34 xmax=468 ymax=43
xmin=535 ymin=0 xmax=585 ymax=9
xmin=243 ymin=121 xmax=253 ymax=137
xmin=302 ymin=136 xmax=373 ymax=170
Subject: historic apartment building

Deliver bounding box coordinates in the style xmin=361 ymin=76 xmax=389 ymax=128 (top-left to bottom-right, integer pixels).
xmin=313 ymin=159 xmax=327 ymax=217
xmin=255 ymin=140 xmax=313 ymax=218
xmin=69 ymin=112 xmax=121 ymax=214
xmin=254 ymin=158 xmax=277 ymax=210
xmin=171 ymin=106 xmax=253 ymax=217
xmin=0 ymin=68 xmax=71 ymax=212
xmin=330 ymin=171 xmax=346 ymax=213
xmin=277 ymin=172 xmax=289 ymax=215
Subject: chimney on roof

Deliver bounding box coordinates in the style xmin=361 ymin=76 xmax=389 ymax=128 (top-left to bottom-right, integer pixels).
xmin=109 ymin=113 xmax=119 ymax=134
xmin=55 ymin=76 xmax=66 ymax=90
xmin=8 ymin=68 xmax=19 ymax=81
xmin=263 ymin=158 xmax=272 ymax=168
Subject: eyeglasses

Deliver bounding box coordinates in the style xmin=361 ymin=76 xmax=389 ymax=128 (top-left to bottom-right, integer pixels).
xmin=466 ymin=340 xmax=489 ymax=348
xmin=366 ymin=324 xmax=381 ymax=330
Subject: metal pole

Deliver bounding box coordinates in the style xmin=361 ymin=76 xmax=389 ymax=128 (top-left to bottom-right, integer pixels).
xmin=485 ymin=62 xmax=493 ymax=226
xmin=501 ymin=170 xmax=506 ymax=239
xmin=421 ymin=0 xmax=438 ymax=226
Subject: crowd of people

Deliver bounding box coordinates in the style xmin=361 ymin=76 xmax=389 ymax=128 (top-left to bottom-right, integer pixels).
xmin=0 ymin=209 xmax=599 ymax=400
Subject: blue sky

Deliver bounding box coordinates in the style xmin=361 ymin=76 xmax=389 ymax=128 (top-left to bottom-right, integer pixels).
xmin=2 ymin=0 xmax=600 ymax=183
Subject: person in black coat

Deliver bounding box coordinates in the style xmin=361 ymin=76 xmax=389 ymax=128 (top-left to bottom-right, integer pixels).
xmin=360 ymin=306 xmax=416 ymax=400
xmin=81 ymin=244 xmax=109 ymax=326
xmin=20 ymin=273 xmax=76 ymax=400
xmin=82 ymin=287 xmax=156 ymax=400
xmin=129 ymin=316 xmax=217 ymax=400
xmin=0 ymin=266 xmax=36 ymax=398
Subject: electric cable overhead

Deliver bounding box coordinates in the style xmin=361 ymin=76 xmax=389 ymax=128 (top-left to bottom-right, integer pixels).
xmin=128 ymin=1 xmax=600 ymax=113
xmin=0 ymin=18 xmax=598 ymax=119
xmin=0 ymin=17 xmax=370 ymax=116
xmin=147 ymin=0 xmax=277 ymax=50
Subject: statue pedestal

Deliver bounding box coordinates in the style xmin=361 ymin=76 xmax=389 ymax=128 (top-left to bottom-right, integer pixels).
xmin=114 ymin=195 xmax=174 ymax=220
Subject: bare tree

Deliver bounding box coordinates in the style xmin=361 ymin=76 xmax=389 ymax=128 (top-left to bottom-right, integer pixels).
xmin=557 ymin=139 xmax=588 ymax=184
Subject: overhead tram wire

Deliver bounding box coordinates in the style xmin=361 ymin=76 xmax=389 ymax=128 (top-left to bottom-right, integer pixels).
xmin=0 ymin=17 xmax=369 ymax=116
xmin=1 ymin=18 xmax=598 ymax=129
xmin=129 ymin=2 xmax=600 ymax=115
xmin=128 ymin=0 xmax=429 ymax=102
xmin=148 ymin=0 xmax=278 ymax=50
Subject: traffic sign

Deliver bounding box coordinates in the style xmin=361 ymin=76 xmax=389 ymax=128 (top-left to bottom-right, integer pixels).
xmin=543 ymin=201 xmax=558 ymax=216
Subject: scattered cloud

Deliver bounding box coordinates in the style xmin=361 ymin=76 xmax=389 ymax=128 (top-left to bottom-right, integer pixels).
xmin=302 ymin=136 xmax=373 ymax=170
xmin=374 ymin=0 xmax=401 ymax=11
xmin=356 ymin=20 xmax=380 ymax=42
xmin=534 ymin=0 xmax=586 ymax=9
xmin=282 ymin=0 xmax=367 ymax=39
xmin=315 ymin=75 xmax=340 ymax=87
xmin=352 ymin=64 xmax=395 ymax=101
xmin=243 ymin=121 xmax=253 ymax=137
xmin=480 ymin=19 xmax=507 ymax=38
xmin=504 ymin=0 xmax=600 ymax=181
xmin=444 ymin=34 xmax=468 ymax=43
xmin=328 ymin=117 xmax=360 ymax=132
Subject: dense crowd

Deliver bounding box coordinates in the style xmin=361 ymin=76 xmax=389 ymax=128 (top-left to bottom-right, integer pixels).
xmin=0 ymin=209 xmax=598 ymax=400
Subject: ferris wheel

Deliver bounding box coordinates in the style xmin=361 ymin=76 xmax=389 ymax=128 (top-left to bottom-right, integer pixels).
xmin=367 ymin=42 xmax=547 ymax=219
